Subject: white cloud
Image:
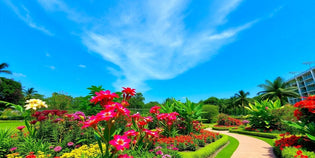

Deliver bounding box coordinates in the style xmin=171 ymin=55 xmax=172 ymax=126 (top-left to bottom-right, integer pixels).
xmin=3 ymin=1 xmax=54 ymax=36
xmin=78 ymin=64 xmax=86 ymax=68
xmin=49 ymin=66 xmax=56 ymax=70
xmin=13 ymin=73 xmax=26 ymax=77
xmin=35 ymin=0 xmax=257 ymax=92
xmin=83 ymin=0 xmax=256 ymax=92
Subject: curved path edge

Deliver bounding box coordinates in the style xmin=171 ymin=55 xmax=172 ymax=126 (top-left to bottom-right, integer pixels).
xmin=206 ymin=128 xmax=276 ymax=158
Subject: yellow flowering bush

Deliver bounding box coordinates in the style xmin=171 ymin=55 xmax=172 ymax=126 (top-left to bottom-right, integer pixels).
xmin=6 ymin=153 xmax=22 ymax=158
xmin=61 ymin=144 xmax=105 ymax=158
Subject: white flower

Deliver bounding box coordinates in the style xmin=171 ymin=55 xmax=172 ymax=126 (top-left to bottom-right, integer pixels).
xmin=24 ymin=99 xmax=48 ymax=111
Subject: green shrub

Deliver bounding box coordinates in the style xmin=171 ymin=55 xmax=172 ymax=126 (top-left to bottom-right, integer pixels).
xmin=212 ymin=126 xmax=238 ymax=131
xmin=0 ymin=108 xmax=23 ymax=120
xmin=201 ymin=104 xmax=219 ymax=123
xmin=245 ymin=100 xmax=282 ymax=130
xmin=281 ymin=147 xmax=315 ymax=158
xmin=229 ymin=129 xmax=278 ymax=139
xmin=180 ymin=134 xmax=228 ymax=158
xmin=217 ymin=114 xmax=242 ymax=126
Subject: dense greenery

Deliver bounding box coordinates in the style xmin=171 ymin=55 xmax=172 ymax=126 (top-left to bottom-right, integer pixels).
xmin=0 ymin=77 xmax=23 ymax=110
xmin=201 ymin=104 xmax=219 ymax=123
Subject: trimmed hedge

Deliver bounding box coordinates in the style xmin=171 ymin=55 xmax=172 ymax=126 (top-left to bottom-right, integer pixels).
xmin=229 ymin=129 xmax=278 ymax=139
xmin=180 ymin=134 xmax=228 ymax=158
xmin=212 ymin=126 xmax=238 ymax=131
xmin=281 ymin=147 xmax=315 ymax=158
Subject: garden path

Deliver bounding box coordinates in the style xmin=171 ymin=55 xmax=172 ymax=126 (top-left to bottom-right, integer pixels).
xmin=206 ymin=129 xmax=276 ymax=158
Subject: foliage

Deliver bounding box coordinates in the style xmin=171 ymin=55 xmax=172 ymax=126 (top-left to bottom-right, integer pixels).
xmin=0 ymin=108 xmax=23 ymax=120
xmin=201 ymin=104 xmax=219 ymax=123
xmin=78 ymin=85 xmax=104 ymax=115
xmin=179 ymin=134 xmax=228 ymax=158
xmin=212 ymin=125 xmax=238 ymax=131
xmin=144 ymin=101 xmax=161 ymax=109
xmin=217 ymin=113 xmax=242 ymax=126
xmin=0 ymin=77 xmax=24 ymax=110
xmin=23 ymin=88 xmax=38 ymax=101
xmin=281 ymin=147 xmax=315 ymax=158
xmin=258 ymin=76 xmax=299 ymax=105
xmin=234 ymin=90 xmax=250 ymax=115
xmin=45 ymin=92 xmax=72 ymax=110
xmin=0 ymin=128 xmax=15 ymax=157
xmin=245 ymin=99 xmax=282 ymax=130
xmin=128 ymin=93 xmax=145 ymax=108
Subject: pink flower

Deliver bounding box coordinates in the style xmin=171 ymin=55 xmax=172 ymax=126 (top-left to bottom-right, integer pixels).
xmin=97 ymin=110 xmax=117 ymax=121
xmin=81 ymin=115 xmax=99 ymax=129
xmin=156 ymin=150 xmax=163 ymax=155
xmin=149 ymin=106 xmax=161 ymax=114
xmin=124 ymin=130 xmax=138 ymax=137
xmin=16 ymin=126 xmax=25 ymax=131
xmin=109 ymin=135 xmax=131 ymax=151
xmin=131 ymin=113 xmax=141 ymax=120
xmin=67 ymin=142 xmax=74 ymax=147
xmin=116 ymin=104 xmax=130 ymax=116
xmin=143 ymin=116 xmax=153 ymax=122
xmin=10 ymin=147 xmax=17 ymax=152
xmin=75 ymin=145 xmax=81 ymax=148
xmin=118 ymin=154 xmax=134 ymax=158
xmin=54 ymin=146 xmax=62 ymax=152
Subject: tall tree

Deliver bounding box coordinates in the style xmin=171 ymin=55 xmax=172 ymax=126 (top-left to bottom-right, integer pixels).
xmin=0 ymin=63 xmax=12 ymax=84
xmin=0 ymin=77 xmax=23 ymax=109
xmin=128 ymin=93 xmax=145 ymax=108
xmin=234 ymin=90 xmax=250 ymax=114
xmin=258 ymin=77 xmax=300 ymax=105
xmin=23 ymin=88 xmax=38 ymax=100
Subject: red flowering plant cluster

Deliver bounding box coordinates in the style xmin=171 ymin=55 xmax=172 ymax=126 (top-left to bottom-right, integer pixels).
xmin=287 ymin=95 xmax=315 ymax=143
xmin=275 ymin=132 xmax=302 ymax=151
xmin=155 ymin=130 xmax=220 ymax=151
xmin=216 ymin=113 xmax=242 ymax=126
xmin=82 ymin=87 xmax=137 ymax=158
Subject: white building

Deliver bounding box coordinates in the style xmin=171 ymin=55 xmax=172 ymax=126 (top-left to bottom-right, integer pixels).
xmin=287 ymin=66 xmax=315 ymax=104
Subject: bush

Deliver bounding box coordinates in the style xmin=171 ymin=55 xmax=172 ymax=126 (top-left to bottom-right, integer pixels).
xmin=217 ymin=114 xmax=242 ymax=126
xmin=229 ymin=129 xmax=278 ymax=139
xmin=180 ymin=134 xmax=228 ymax=158
xmin=212 ymin=125 xmax=238 ymax=131
xmin=201 ymin=105 xmax=219 ymax=123
xmin=0 ymin=108 xmax=23 ymax=120
xmin=281 ymin=147 xmax=315 ymax=158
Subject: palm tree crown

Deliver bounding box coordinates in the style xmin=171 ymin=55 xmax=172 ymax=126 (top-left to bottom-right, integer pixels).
xmin=0 ymin=63 xmax=12 ymax=74
xmin=234 ymin=90 xmax=250 ymax=114
xmin=24 ymin=88 xmax=38 ymax=100
xmin=258 ymin=76 xmax=300 ymax=105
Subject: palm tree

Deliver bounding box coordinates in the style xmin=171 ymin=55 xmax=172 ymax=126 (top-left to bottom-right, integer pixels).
xmin=258 ymin=77 xmax=300 ymax=105
xmin=0 ymin=63 xmax=12 ymax=84
xmin=23 ymin=88 xmax=38 ymax=100
xmin=234 ymin=90 xmax=250 ymax=114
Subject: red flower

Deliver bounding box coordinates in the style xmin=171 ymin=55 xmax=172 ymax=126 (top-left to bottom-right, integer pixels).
xmin=81 ymin=115 xmax=99 ymax=129
xmin=118 ymin=154 xmax=133 ymax=158
xmin=17 ymin=126 xmax=25 ymax=131
xmin=96 ymin=110 xmax=117 ymax=121
xmin=150 ymin=106 xmax=161 ymax=114
xmin=90 ymin=90 xmax=118 ymax=106
xmin=122 ymin=87 xmax=136 ymax=96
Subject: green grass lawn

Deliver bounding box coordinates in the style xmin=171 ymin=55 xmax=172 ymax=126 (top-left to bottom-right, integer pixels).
xmin=202 ymin=123 xmax=216 ymax=129
xmin=0 ymin=120 xmax=25 ymax=132
xmin=215 ymin=136 xmax=239 ymax=158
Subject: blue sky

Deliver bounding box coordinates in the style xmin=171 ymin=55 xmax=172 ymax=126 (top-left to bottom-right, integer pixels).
xmin=1 ymin=0 xmax=315 ymax=103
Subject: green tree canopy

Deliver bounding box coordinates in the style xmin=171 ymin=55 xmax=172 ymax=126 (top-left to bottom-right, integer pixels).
xmin=258 ymin=77 xmax=300 ymax=105
xmin=0 ymin=77 xmax=23 ymax=109
xmin=128 ymin=92 xmax=145 ymax=108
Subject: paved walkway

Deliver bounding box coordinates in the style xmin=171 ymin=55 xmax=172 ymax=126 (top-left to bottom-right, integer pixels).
xmin=206 ymin=128 xmax=276 ymax=158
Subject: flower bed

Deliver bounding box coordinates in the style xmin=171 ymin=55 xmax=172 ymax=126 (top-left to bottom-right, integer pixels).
xmin=229 ymin=128 xmax=278 ymax=139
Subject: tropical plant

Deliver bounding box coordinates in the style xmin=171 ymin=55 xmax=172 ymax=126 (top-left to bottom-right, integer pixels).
xmin=234 ymin=90 xmax=250 ymax=114
xmin=258 ymin=77 xmax=300 ymax=105
xmin=0 ymin=77 xmax=24 ymax=109
xmin=201 ymin=104 xmax=219 ymax=123
xmin=245 ymin=99 xmax=283 ymax=129
xmin=23 ymin=88 xmax=38 ymax=100
xmin=0 ymin=63 xmax=12 ymax=84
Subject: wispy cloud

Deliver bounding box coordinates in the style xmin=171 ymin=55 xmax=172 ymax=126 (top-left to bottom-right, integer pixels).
xmin=48 ymin=66 xmax=56 ymax=70
xmin=83 ymin=0 xmax=256 ymax=92
xmin=78 ymin=64 xmax=86 ymax=68
xmin=36 ymin=0 xmax=257 ymax=92
xmin=45 ymin=52 xmax=50 ymax=57
xmin=13 ymin=73 xmax=26 ymax=77
xmin=3 ymin=1 xmax=54 ymax=36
